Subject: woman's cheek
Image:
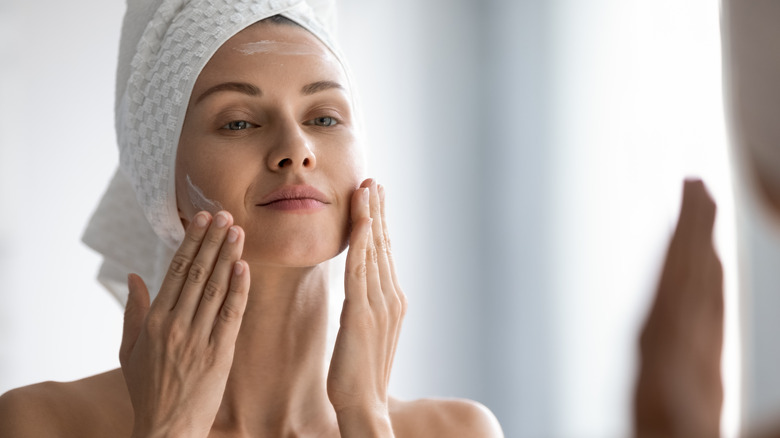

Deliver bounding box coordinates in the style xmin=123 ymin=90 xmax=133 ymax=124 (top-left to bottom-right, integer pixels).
xmin=185 ymin=173 xmax=225 ymax=215
xmin=175 ymin=157 xmax=237 ymax=224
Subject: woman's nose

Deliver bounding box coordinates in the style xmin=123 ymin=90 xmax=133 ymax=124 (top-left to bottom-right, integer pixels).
xmin=266 ymin=121 xmax=317 ymax=172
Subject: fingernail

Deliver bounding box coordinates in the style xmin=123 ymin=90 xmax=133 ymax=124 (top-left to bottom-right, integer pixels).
xmin=378 ymin=184 xmax=385 ymax=201
xmin=233 ymin=261 xmax=244 ymax=276
xmin=195 ymin=213 xmax=209 ymax=228
xmin=126 ymin=274 xmax=137 ymax=296
xmin=215 ymin=212 xmax=229 ymax=228
xmin=361 ymin=187 xmax=369 ymax=204
xmin=227 ymin=226 xmax=239 ymax=243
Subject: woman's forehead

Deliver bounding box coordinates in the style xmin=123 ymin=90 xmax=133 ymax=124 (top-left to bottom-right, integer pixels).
xmin=189 ymin=20 xmax=349 ymax=102
xmin=227 ymin=20 xmax=331 ymax=54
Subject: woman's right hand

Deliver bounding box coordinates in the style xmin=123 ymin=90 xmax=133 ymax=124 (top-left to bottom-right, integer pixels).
xmin=119 ymin=211 xmax=249 ymax=438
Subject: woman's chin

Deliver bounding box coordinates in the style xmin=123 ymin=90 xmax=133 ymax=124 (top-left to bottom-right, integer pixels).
xmin=237 ymin=219 xmax=349 ymax=268
xmin=242 ymin=241 xmax=345 ymax=269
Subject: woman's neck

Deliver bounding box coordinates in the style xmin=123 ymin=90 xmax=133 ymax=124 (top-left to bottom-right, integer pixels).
xmin=213 ymin=262 xmax=338 ymax=437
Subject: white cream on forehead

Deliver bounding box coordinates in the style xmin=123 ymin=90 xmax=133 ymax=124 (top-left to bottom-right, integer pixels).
xmin=186 ymin=174 xmax=224 ymax=215
xmin=234 ymin=40 xmax=325 ymax=57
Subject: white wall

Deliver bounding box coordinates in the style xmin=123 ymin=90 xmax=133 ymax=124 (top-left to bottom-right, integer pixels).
xmin=549 ymin=1 xmax=738 ymax=435
xmin=0 ymin=0 xmax=126 ymax=388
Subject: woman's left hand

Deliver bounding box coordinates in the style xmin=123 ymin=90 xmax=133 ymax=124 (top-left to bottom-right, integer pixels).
xmin=327 ymin=179 xmax=407 ymax=437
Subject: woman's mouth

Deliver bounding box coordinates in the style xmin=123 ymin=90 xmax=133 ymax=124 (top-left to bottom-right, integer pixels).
xmin=257 ymin=185 xmax=329 ymax=212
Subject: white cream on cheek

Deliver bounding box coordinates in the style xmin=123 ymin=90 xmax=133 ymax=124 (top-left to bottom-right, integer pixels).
xmin=186 ymin=174 xmax=224 ymax=215
xmin=233 ymin=40 xmax=325 ymax=57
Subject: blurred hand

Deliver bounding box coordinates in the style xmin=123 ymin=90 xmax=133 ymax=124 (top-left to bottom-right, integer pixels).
xmin=634 ymin=179 xmax=724 ymax=438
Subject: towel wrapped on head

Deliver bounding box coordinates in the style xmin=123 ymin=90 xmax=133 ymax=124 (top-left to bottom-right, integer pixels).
xmin=82 ymin=0 xmax=348 ymax=305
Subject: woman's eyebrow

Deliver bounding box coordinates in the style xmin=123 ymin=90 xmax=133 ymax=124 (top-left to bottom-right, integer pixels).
xmin=301 ymin=80 xmax=344 ymax=95
xmin=195 ymin=82 xmax=261 ymax=105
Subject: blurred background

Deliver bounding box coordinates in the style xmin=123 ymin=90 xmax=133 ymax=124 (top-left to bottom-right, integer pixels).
xmin=4 ymin=0 xmax=779 ymax=436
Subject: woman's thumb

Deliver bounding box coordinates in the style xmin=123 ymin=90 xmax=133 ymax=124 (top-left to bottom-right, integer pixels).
xmin=120 ymin=273 xmax=151 ymax=366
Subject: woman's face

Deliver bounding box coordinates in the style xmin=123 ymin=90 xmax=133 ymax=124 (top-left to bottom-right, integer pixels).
xmin=176 ymin=21 xmax=365 ymax=267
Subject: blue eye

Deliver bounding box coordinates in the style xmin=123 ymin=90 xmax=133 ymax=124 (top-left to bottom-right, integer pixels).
xmin=312 ymin=116 xmax=337 ymax=127
xmin=222 ymin=120 xmax=253 ymax=130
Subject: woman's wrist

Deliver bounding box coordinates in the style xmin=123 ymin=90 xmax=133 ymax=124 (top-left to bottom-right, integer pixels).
xmin=131 ymin=426 xmax=178 ymax=438
xmin=335 ymin=405 xmax=394 ymax=438
xmin=131 ymin=419 xmax=202 ymax=438
xmin=131 ymin=429 xmax=196 ymax=438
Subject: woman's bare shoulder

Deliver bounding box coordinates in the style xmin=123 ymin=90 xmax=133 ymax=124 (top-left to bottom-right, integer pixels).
xmin=0 ymin=368 xmax=131 ymax=438
xmin=389 ymin=396 xmax=504 ymax=438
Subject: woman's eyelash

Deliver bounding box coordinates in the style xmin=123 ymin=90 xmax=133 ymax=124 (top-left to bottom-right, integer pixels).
xmin=220 ymin=117 xmax=340 ymax=131
xmin=221 ymin=120 xmax=255 ymax=130
xmin=307 ymin=116 xmax=338 ymax=127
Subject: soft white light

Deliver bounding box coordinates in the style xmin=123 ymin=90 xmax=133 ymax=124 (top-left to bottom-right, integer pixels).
xmin=550 ymin=0 xmax=738 ymax=436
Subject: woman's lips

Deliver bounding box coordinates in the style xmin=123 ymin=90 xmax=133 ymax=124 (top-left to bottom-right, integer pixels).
xmin=257 ymin=185 xmax=329 ymax=212
xmin=263 ymin=198 xmax=326 ymax=211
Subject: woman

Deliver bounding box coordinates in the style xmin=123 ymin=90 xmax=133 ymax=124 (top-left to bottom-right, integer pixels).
xmin=0 ymin=1 xmax=502 ymax=436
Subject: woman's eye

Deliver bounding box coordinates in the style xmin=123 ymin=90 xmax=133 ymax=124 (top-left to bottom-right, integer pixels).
xmin=222 ymin=120 xmax=253 ymax=130
xmin=310 ymin=116 xmax=338 ymax=127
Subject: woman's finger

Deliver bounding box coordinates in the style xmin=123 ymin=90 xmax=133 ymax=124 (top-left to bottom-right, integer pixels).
xmin=377 ymin=185 xmax=406 ymax=384
xmin=153 ymin=211 xmax=212 ymax=312
xmin=172 ymin=211 xmax=233 ymax=320
xmin=210 ymin=260 xmax=250 ymax=348
xmin=120 ymin=273 xmax=151 ymax=367
xmin=367 ymin=181 xmax=395 ymax=300
xmin=364 ymin=225 xmax=384 ymax=308
xmin=378 ymin=184 xmax=406 ymax=385
xmin=352 ymin=182 xmax=371 ymax=223
xmin=378 ymin=184 xmax=404 ymax=299
xmin=192 ymin=225 xmax=244 ymax=333
xmin=345 ymin=186 xmax=372 ymax=303
xmin=359 ymin=180 xmax=385 ymax=308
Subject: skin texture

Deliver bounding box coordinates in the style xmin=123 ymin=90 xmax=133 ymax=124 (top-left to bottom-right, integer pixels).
xmin=0 ymin=20 xmax=503 ymax=438
xmin=634 ymin=179 xmax=724 ymax=438
xmin=175 ymin=22 xmax=364 ymax=268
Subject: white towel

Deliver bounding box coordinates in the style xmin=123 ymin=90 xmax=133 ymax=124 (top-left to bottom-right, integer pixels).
xmin=82 ymin=0 xmax=349 ymax=305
